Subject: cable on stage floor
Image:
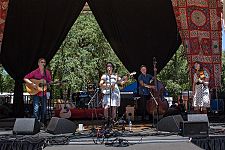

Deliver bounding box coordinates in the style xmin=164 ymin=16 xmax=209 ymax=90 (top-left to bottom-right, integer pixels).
xmin=105 ymin=138 xmax=133 ymax=147
xmin=45 ymin=136 xmax=70 ymax=145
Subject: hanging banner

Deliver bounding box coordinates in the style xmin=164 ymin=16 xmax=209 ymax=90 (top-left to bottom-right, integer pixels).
xmin=172 ymin=0 xmax=223 ymax=89
xmin=0 ymin=0 xmax=9 ymax=53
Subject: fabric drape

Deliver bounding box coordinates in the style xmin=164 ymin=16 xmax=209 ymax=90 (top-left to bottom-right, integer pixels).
xmin=0 ymin=0 xmax=9 ymax=54
xmin=1 ymin=0 xmax=181 ymax=117
xmin=87 ymin=0 xmax=181 ymax=74
xmin=0 ymin=0 xmax=85 ymax=117
xmin=172 ymin=0 xmax=223 ymax=88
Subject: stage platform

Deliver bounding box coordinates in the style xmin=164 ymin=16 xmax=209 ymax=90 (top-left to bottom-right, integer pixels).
xmin=0 ymin=121 xmax=225 ymax=150
xmin=0 ymin=130 xmax=201 ymax=150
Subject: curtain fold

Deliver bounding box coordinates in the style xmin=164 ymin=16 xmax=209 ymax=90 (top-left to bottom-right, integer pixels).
xmin=87 ymin=0 xmax=181 ymax=74
xmin=0 ymin=0 xmax=86 ymax=117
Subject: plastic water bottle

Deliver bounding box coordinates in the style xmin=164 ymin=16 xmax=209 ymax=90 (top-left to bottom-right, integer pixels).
xmin=129 ymin=120 xmax=132 ymax=131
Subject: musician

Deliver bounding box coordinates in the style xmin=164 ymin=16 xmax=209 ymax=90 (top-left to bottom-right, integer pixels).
xmin=138 ymin=65 xmax=155 ymax=121
xmin=99 ymin=62 xmax=127 ymax=121
xmin=24 ymin=58 xmax=52 ymax=123
xmin=192 ymin=62 xmax=210 ymax=114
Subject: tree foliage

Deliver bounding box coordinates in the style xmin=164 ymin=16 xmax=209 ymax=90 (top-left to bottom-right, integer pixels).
xmin=158 ymin=45 xmax=190 ymax=100
xmin=49 ymin=13 xmax=129 ymax=98
xmin=220 ymin=51 xmax=225 ymax=93
xmin=0 ymin=67 xmax=14 ymax=93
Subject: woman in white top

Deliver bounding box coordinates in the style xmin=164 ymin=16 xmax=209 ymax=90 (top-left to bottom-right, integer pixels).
xmin=192 ymin=62 xmax=210 ymax=114
xmin=99 ymin=62 xmax=127 ymax=120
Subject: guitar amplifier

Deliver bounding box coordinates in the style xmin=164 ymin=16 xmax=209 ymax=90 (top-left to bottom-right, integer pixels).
xmin=118 ymin=92 xmax=134 ymax=116
xmin=120 ymin=92 xmax=134 ymax=99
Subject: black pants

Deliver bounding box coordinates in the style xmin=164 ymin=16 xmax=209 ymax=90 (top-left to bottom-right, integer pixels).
xmin=138 ymin=95 xmax=151 ymax=120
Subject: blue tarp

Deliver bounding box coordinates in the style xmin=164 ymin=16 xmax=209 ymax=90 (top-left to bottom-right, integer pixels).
xmin=121 ymin=82 xmax=138 ymax=93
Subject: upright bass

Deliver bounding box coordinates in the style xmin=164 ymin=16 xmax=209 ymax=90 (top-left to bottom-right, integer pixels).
xmin=146 ymin=58 xmax=168 ymax=115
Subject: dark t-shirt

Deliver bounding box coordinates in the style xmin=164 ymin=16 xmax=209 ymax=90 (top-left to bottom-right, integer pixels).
xmin=138 ymin=73 xmax=153 ymax=95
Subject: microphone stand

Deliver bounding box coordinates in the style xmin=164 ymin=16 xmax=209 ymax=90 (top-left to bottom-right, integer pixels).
xmin=87 ymin=88 xmax=99 ymax=133
xmin=41 ymin=65 xmax=47 ymax=126
xmin=107 ymin=69 xmax=113 ymax=129
xmin=151 ymin=57 xmax=159 ymax=131
xmin=87 ymin=88 xmax=99 ymax=106
xmin=148 ymin=87 xmax=159 ymax=131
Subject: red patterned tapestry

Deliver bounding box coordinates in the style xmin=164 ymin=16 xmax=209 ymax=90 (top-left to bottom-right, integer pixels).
xmin=0 ymin=0 xmax=9 ymax=52
xmin=172 ymin=0 xmax=223 ymax=89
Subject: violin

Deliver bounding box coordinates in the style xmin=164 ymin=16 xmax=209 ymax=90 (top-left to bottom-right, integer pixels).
xmin=197 ymin=70 xmax=205 ymax=80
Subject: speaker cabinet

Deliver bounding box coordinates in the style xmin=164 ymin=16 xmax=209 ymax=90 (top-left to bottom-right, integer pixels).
xmin=47 ymin=117 xmax=76 ymax=134
xmin=188 ymin=114 xmax=209 ymax=126
xmin=13 ymin=118 xmax=40 ymax=135
xmin=157 ymin=115 xmax=183 ymax=132
xmin=118 ymin=96 xmax=134 ymax=117
xmin=126 ymin=106 xmax=134 ymax=121
xmin=180 ymin=121 xmax=208 ymax=137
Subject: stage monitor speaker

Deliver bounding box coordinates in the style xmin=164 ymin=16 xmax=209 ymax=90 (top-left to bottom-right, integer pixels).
xmin=180 ymin=121 xmax=208 ymax=137
xmin=157 ymin=115 xmax=183 ymax=132
xmin=13 ymin=118 xmax=40 ymax=135
xmin=188 ymin=114 xmax=209 ymax=126
xmin=47 ymin=117 xmax=76 ymax=134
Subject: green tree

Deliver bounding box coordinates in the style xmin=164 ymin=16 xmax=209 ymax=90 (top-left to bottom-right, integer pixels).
xmin=49 ymin=13 xmax=129 ymax=99
xmin=158 ymin=45 xmax=190 ymax=100
xmin=220 ymin=51 xmax=225 ymax=94
xmin=0 ymin=67 xmax=14 ymax=93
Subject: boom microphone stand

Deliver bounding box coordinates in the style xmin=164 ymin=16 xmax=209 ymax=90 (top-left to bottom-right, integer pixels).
xmin=88 ymin=87 xmax=100 ymax=131
xmin=87 ymin=88 xmax=100 ymax=107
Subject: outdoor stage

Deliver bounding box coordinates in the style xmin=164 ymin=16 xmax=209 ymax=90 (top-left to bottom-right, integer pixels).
xmin=0 ymin=118 xmax=225 ymax=150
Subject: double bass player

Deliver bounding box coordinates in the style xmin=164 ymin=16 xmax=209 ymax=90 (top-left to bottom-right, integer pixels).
xmin=138 ymin=65 xmax=155 ymax=121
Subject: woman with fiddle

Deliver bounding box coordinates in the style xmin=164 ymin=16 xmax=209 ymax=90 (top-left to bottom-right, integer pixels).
xmin=192 ymin=62 xmax=210 ymax=114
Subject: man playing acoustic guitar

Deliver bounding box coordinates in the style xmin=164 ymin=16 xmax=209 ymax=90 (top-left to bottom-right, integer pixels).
xmin=24 ymin=58 xmax=52 ymax=124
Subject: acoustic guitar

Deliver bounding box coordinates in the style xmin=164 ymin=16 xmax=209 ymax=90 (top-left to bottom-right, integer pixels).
xmin=101 ymin=72 xmax=136 ymax=95
xmin=59 ymin=101 xmax=72 ymax=119
xmin=25 ymin=79 xmax=48 ymax=95
xmin=25 ymin=79 xmax=65 ymax=95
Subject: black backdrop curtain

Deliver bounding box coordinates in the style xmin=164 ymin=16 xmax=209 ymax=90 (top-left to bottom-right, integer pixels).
xmin=0 ymin=0 xmax=86 ymax=117
xmin=0 ymin=0 xmax=181 ymax=117
xmin=87 ymin=0 xmax=181 ymax=74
